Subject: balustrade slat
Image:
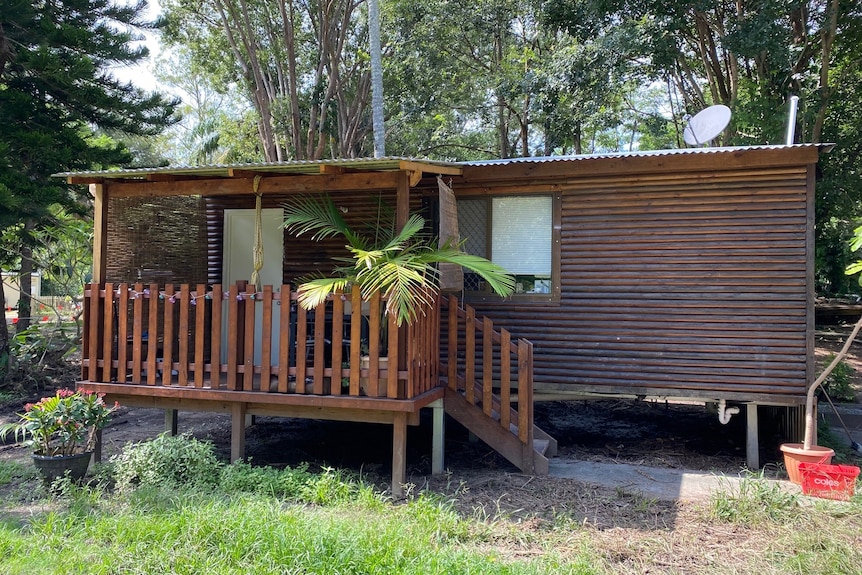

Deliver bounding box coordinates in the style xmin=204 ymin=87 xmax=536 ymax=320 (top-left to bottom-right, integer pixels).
xmin=500 ymin=329 xmax=511 ymax=430
xmin=331 ymin=293 xmax=344 ymax=396
xmin=465 ymin=306 xmax=475 ymax=404
xmin=147 ymin=284 xmax=159 ymax=385
xmin=178 ymin=284 xmax=190 ymax=386
xmin=162 ymin=285 xmax=175 ymax=386
xmin=349 ymin=286 xmax=361 ymax=396
xmin=226 ymin=284 xmax=239 ymax=390
xmin=243 ymin=284 xmax=256 ymax=391
xmin=295 ymin=305 xmax=307 ymax=393
xmin=367 ymin=293 xmax=381 ymax=397
xmin=81 ymin=286 xmax=91 ymax=380
xmin=448 ymin=296 xmax=458 ymax=391
xmin=483 ymin=317 xmax=493 ymax=416
xmin=210 ymin=284 xmax=223 ymax=389
xmin=116 ymin=284 xmax=129 ymax=383
xmin=518 ymin=341 xmax=531 ymax=443
xmin=313 ymin=302 xmax=326 ymax=394
xmin=388 ymin=314 xmax=398 ymax=398
xmin=101 ymin=283 xmax=114 ymax=382
xmin=132 ymin=283 xmax=145 ymax=383
xmin=260 ymin=285 xmax=273 ymax=391
xmin=195 ymin=284 xmax=207 ymax=388
xmin=277 ymin=286 xmax=290 ymax=393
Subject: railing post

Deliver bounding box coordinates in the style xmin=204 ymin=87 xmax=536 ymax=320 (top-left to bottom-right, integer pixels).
xmin=482 ymin=316 xmax=493 ymax=416
xmin=211 ymin=284 xmax=223 ymax=389
xmin=146 ymin=283 xmax=159 ymax=385
xmin=447 ymin=295 xmax=458 ymax=391
xmin=465 ymin=305 xmax=476 ymax=404
xmin=101 ymin=282 xmax=114 ymax=383
xmin=500 ymin=329 xmax=511 ymax=430
xmin=276 ymin=285 xmax=290 ymax=393
xmin=116 ymin=284 xmax=129 ymax=383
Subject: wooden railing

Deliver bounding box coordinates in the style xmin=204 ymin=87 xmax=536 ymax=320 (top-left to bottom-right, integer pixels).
xmin=441 ymin=295 xmax=534 ymax=449
xmin=81 ymin=282 xmax=439 ymax=400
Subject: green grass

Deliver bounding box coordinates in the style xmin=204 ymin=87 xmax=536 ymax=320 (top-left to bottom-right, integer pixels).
xmin=0 ymin=460 xmax=34 ymax=487
xmin=0 ymin=472 xmax=598 ymax=575
xmin=2 ymin=434 xmax=860 ymax=575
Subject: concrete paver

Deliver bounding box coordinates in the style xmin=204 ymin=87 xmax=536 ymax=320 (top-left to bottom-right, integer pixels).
xmin=549 ymin=459 xmax=801 ymax=502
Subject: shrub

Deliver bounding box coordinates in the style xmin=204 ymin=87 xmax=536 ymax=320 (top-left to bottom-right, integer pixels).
xmin=111 ymin=433 xmax=223 ymax=492
xmin=219 ymin=460 xmax=315 ymax=499
xmin=820 ymin=355 xmax=858 ymax=402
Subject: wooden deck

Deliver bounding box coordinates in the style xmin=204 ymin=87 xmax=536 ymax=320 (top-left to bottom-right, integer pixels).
xmin=78 ymin=282 xmax=548 ymax=494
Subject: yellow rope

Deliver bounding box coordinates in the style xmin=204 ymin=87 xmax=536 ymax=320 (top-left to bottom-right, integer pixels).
xmin=250 ymin=175 xmax=264 ymax=291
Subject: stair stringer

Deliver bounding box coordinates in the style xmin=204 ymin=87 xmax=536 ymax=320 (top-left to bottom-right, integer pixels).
xmin=443 ymin=387 xmax=550 ymax=475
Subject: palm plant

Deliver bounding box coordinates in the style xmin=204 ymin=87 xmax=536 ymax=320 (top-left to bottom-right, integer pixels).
xmin=282 ymin=195 xmax=515 ymax=326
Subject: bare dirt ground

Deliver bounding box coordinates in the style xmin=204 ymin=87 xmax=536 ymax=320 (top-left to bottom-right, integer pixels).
xmin=2 ymin=324 xmax=861 ymax=571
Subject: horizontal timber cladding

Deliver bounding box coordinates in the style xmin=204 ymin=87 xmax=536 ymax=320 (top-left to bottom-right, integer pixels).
xmin=456 ymin=164 xmax=813 ymax=403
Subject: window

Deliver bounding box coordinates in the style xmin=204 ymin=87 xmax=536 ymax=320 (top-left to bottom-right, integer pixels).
xmin=457 ymin=194 xmax=558 ymax=301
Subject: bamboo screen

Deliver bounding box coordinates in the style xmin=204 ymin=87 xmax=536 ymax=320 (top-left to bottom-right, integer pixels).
xmin=106 ymin=196 xmax=210 ymax=285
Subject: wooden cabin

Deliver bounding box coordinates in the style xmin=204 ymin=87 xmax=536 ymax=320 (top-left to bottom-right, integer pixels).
xmin=61 ymin=144 xmax=825 ymax=486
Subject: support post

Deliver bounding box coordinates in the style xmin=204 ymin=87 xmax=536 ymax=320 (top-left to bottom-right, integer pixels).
xmin=93 ymin=429 xmax=102 ymax=464
xmin=392 ymin=412 xmax=407 ymax=497
xmin=165 ymin=409 xmax=178 ymax=436
xmin=231 ymin=403 xmax=247 ymax=463
xmin=746 ymin=403 xmax=759 ymax=470
xmin=430 ymin=399 xmax=444 ymax=475
xmin=90 ymin=183 xmax=108 ymax=284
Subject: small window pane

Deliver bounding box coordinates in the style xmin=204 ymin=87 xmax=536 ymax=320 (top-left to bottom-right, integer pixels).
xmin=457 ymin=199 xmax=487 ymax=257
xmin=491 ymin=196 xmax=552 ymax=275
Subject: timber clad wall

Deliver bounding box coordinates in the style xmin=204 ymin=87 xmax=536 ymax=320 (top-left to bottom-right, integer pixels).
xmin=456 ymin=153 xmax=815 ymax=404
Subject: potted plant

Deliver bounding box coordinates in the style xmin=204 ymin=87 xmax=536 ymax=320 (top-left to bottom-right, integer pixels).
xmin=0 ymin=388 xmax=119 ymax=483
xmin=282 ymin=194 xmax=515 ymax=326
xmin=780 ymin=228 xmax=862 ymax=483
xmin=282 ymin=195 xmax=515 ymax=396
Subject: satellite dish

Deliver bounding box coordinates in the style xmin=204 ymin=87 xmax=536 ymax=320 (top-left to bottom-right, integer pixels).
xmin=683 ymin=104 xmax=731 ymax=146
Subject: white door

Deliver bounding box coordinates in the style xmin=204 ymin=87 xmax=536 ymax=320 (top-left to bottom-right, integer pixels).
xmin=223 ymin=208 xmax=284 ymax=365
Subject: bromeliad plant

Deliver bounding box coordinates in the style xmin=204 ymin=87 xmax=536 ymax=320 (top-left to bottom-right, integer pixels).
xmin=0 ymin=388 xmax=118 ymax=456
xmin=282 ymin=195 xmax=515 ymax=326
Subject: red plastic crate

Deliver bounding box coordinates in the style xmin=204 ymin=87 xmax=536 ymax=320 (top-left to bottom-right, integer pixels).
xmin=798 ymin=462 xmax=860 ymax=501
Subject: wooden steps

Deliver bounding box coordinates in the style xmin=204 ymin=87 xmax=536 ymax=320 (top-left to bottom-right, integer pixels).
xmin=443 ymin=388 xmax=553 ymax=474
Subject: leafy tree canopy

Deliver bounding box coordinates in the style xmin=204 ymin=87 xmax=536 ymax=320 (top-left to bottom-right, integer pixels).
xmin=0 ymin=0 xmax=179 ymax=378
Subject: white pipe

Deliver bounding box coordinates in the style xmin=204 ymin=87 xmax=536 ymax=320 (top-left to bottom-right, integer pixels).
xmin=717 ymin=399 xmax=739 ymax=425
xmin=786 ymin=95 xmax=799 ymax=145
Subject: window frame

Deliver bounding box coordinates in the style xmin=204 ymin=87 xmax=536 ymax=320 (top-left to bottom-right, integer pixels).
xmin=457 ymin=192 xmax=561 ymax=304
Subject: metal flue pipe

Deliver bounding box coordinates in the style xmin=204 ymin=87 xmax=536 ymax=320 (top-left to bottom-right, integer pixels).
xmin=786 ymin=95 xmax=799 ymax=145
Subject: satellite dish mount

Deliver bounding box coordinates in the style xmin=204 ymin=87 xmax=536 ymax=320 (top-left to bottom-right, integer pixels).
xmin=683 ymin=104 xmax=731 ymax=146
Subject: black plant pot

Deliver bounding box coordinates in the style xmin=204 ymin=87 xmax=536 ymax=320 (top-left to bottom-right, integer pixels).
xmin=31 ymin=452 xmax=93 ymax=484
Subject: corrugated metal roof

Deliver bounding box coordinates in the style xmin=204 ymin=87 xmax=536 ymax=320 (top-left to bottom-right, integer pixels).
xmin=54 ymin=144 xmax=830 ymax=180
xmin=461 ymin=144 xmax=829 ymax=166
xmin=53 ymin=156 xmax=462 ymax=180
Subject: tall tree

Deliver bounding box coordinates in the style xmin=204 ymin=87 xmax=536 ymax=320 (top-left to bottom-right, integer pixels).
xmin=369 ymin=0 xmax=385 ymax=157
xmin=0 ymin=0 xmax=178 ymax=382
xmin=162 ymin=0 xmax=374 ymax=161
xmin=542 ymin=0 xmax=846 ymax=145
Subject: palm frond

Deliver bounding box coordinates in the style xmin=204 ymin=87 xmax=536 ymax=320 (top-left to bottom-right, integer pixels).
xmin=295 ymin=277 xmax=352 ymax=309
xmin=282 ymin=195 xmax=366 ymax=249
xmin=425 ymin=247 xmax=516 ymax=296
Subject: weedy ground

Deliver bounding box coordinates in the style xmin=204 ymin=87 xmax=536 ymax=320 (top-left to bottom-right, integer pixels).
xmin=0 ymin=435 xmax=860 ymax=575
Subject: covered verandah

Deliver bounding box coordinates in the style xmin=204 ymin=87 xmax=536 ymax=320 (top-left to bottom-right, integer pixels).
xmin=63 ymin=159 xmax=547 ymax=495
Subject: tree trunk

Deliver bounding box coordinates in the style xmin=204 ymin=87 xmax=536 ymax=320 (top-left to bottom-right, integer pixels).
xmin=0 ymin=279 xmax=9 ymax=385
xmin=17 ymin=246 xmax=33 ymax=332
xmin=369 ymin=0 xmax=385 ymax=157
